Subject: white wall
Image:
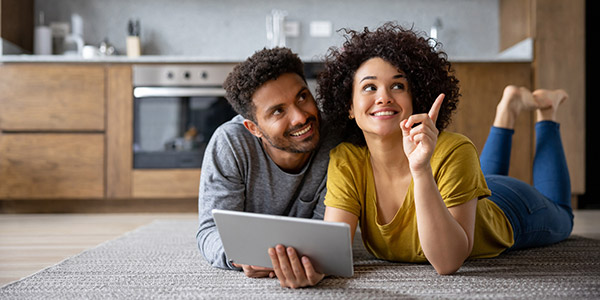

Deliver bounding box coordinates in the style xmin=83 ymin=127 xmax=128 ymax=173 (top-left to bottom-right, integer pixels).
xmin=35 ymin=0 xmax=499 ymax=60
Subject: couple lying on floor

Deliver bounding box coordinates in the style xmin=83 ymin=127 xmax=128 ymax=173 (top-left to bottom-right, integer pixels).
xmin=196 ymin=22 xmax=573 ymax=288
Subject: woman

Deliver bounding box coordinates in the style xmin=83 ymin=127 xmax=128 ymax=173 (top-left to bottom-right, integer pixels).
xmin=267 ymin=23 xmax=573 ymax=288
xmin=318 ymin=22 xmax=573 ymax=273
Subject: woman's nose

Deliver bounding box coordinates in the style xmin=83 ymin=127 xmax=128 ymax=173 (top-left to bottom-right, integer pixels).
xmin=376 ymin=93 xmax=393 ymax=105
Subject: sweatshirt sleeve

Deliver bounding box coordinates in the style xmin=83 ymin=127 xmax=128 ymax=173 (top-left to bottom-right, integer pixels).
xmin=196 ymin=124 xmax=246 ymax=270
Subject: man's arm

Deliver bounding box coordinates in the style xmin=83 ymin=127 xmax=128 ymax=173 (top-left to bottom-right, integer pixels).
xmin=196 ymin=124 xmax=246 ymax=270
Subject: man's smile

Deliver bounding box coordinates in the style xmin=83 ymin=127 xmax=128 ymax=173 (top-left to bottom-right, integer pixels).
xmin=289 ymin=123 xmax=313 ymax=137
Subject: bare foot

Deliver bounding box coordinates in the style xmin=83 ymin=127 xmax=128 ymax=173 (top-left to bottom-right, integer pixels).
xmin=533 ymin=89 xmax=568 ymax=122
xmin=493 ymin=85 xmax=541 ymax=129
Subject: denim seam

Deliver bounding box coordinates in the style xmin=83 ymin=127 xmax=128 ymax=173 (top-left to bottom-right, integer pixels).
xmin=500 ymin=181 xmax=547 ymax=214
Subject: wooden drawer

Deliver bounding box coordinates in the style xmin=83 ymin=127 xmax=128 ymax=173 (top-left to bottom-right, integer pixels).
xmin=132 ymin=169 xmax=201 ymax=199
xmin=0 ymin=133 xmax=105 ymax=199
xmin=0 ymin=64 xmax=105 ymax=131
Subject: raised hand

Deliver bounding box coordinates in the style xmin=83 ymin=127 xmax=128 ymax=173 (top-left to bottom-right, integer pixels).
xmin=400 ymin=94 xmax=444 ymax=172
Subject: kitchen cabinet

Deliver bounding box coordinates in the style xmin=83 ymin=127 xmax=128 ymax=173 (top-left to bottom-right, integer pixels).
xmin=106 ymin=65 xmax=132 ymax=199
xmin=499 ymin=0 xmax=586 ymax=199
xmin=131 ymin=169 xmax=201 ymax=199
xmin=0 ymin=62 xmax=200 ymax=204
xmin=0 ymin=64 xmax=105 ymax=199
xmin=0 ymin=56 xmax=579 ymax=209
xmin=0 ymin=64 xmax=105 ymax=130
xmin=0 ymin=134 xmax=104 ymax=199
xmin=450 ymin=62 xmax=533 ymax=183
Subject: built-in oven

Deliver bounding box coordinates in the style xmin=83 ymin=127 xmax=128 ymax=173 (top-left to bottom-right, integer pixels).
xmin=132 ymin=64 xmax=237 ymax=169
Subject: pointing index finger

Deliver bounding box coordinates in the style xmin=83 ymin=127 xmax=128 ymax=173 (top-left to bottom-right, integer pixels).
xmin=428 ymin=93 xmax=445 ymax=123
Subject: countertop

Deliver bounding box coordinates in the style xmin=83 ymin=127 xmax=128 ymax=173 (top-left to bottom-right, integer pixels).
xmin=0 ymin=54 xmax=532 ymax=64
xmin=1 ymin=38 xmax=533 ymax=64
xmin=0 ymin=55 xmax=243 ymax=64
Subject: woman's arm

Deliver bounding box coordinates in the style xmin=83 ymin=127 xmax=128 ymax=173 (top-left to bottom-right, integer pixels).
xmin=412 ymin=166 xmax=477 ymax=274
xmin=401 ymin=94 xmax=477 ymax=274
xmin=324 ymin=206 xmax=359 ymax=242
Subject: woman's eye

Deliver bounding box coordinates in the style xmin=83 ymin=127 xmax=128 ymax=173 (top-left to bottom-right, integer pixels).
xmin=363 ymin=85 xmax=376 ymax=92
xmin=392 ymin=83 xmax=405 ymax=90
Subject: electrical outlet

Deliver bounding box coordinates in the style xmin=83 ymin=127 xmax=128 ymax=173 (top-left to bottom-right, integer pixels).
xmin=310 ymin=21 xmax=332 ymax=37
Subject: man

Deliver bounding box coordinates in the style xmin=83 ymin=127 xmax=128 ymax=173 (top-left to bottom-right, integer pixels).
xmin=196 ymin=47 xmax=340 ymax=282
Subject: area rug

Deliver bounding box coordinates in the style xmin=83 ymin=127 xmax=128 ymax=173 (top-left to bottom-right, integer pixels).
xmin=1 ymin=220 xmax=598 ymax=299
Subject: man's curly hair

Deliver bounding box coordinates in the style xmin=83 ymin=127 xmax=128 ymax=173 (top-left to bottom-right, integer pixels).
xmin=223 ymin=47 xmax=306 ymax=121
xmin=317 ymin=22 xmax=460 ymax=146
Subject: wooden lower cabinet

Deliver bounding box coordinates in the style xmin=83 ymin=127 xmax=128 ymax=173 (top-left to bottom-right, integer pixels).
xmin=449 ymin=62 xmax=533 ymax=184
xmin=132 ymin=169 xmax=201 ymax=199
xmin=0 ymin=133 xmax=105 ymax=199
xmin=0 ymin=64 xmax=105 ymax=131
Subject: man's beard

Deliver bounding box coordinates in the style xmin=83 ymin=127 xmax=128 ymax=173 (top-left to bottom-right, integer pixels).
xmin=258 ymin=116 xmax=320 ymax=154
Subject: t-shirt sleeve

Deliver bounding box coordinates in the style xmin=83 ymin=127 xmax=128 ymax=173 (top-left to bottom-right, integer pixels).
xmin=323 ymin=145 xmax=362 ymax=217
xmin=433 ymin=139 xmax=491 ymax=208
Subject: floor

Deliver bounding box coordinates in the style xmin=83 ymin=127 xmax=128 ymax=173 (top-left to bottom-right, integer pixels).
xmin=0 ymin=213 xmax=196 ymax=286
xmin=0 ymin=210 xmax=599 ymax=287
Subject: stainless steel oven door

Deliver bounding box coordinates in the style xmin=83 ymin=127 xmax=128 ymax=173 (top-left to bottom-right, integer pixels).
xmin=132 ymin=86 xmax=236 ymax=169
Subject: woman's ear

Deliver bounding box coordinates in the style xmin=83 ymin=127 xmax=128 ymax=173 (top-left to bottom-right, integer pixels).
xmin=243 ymin=119 xmax=263 ymax=138
xmin=348 ymin=105 xmax=355 ymax=119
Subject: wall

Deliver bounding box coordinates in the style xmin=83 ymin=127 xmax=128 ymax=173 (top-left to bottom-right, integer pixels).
xmin=35 ymin=0 xmax=500 ymax=60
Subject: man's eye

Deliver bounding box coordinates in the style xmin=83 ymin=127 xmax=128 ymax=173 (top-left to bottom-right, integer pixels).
xmin=272 ymin=108 xmax=283 ymax=116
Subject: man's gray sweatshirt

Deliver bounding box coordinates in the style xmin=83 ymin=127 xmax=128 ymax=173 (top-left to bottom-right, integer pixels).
xmin=196 ymin=115 xmax=341 ymax=270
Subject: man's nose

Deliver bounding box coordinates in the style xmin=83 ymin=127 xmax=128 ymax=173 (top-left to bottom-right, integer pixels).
xmin=289 ymin=105 xmax=308 ymax=126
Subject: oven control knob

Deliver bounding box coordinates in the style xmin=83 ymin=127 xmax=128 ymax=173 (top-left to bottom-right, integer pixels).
xmin=201 ymin=71 xmax=208 ymax=80
xmin=167 ymin=72 xmax=174 ymax=79
xmin=184 ymin=71 xmax=191 ymax=79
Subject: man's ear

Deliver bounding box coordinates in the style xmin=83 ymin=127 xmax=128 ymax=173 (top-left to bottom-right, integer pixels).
xmin=243 ymin=119 xmax=262 ymax=138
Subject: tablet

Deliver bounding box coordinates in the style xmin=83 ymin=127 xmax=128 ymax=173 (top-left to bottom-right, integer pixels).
xmin=212 ymin=209 xmax=354 ymax=277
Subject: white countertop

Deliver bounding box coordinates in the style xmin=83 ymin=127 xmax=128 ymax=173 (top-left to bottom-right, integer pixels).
xmin=0 ymin=54 xmax=533 ymax=64
xmin=0 ymin=55 xmax=243 ymax=64
xmin=1 ymin=38 xmax=534 ymax=64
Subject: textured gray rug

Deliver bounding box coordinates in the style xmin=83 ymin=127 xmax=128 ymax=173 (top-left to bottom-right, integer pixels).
xmin=1 ymin=220 xmax=599 ymax=299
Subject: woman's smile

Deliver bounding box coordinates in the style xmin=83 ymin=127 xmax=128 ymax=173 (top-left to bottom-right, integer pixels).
xmin=351 ymin=57 xmax=413 ymax=137
xmin=370 ymin=109 xmax=399 ymax=118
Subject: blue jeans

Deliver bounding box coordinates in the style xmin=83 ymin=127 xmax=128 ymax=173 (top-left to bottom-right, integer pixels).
xmin=480 ymin=121 xmax=573 ymax=250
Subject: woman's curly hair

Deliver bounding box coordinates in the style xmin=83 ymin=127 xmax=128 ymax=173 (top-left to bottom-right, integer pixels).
xmin=223 ymin=47 xmax=306 ymax=121
xmin=317 ymin=22 xmax=460 ymax=146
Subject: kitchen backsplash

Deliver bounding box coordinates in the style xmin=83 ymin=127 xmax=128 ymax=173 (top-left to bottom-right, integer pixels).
xmin=34 ymin=0 xmax=500 ymax=61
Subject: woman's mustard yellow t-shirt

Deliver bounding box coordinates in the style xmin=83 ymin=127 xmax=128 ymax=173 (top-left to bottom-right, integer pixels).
xmin=324 ymin=131 xmax=514 ymax=263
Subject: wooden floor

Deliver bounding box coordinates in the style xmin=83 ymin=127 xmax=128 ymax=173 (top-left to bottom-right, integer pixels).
xmin=0 ymin=213 xmax=196 ymax=286
xmin=1 ymin=210 xmax=599 ymax=287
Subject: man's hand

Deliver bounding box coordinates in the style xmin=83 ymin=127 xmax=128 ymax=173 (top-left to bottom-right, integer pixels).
xmin=268 ymin=244 xmax=325 ymax=288
xmin=232 ymin=263 xmax=275 ymax=278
